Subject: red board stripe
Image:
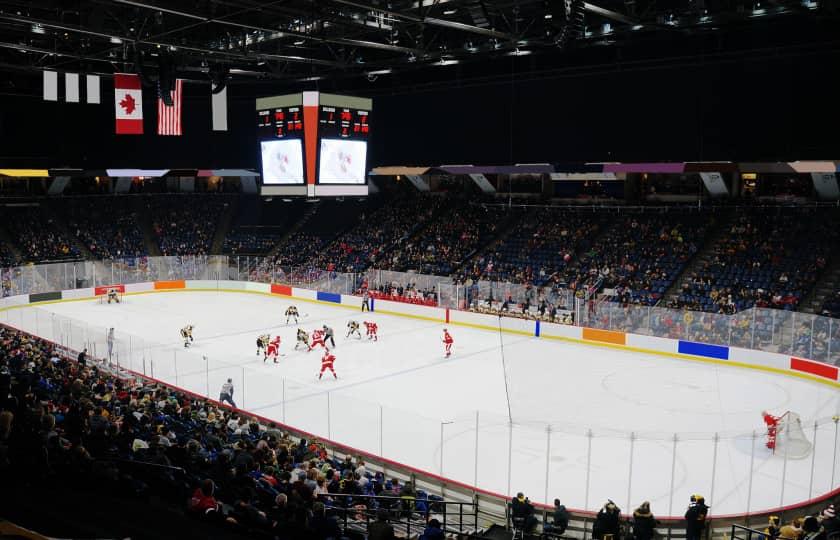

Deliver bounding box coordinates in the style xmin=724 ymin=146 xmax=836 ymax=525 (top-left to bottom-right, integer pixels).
xmin=790 ymin=357 xmax=838 ymax=380
xmin=304 ymin=104 xmax=318 ymax=186
xmin=271 ymin=284 xmax=292 ymax=296
xmin=94 ymin=284 xmax=125 ymax=295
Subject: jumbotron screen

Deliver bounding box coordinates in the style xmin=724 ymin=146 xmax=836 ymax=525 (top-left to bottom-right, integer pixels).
xmin=317 ymin=138 xmax=367 ymax=184
xmin=260 ymin=139 xmax=304 ymax=185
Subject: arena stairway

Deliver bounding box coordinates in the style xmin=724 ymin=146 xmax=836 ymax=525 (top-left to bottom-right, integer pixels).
xmin=210 ymin=195 xmax=238 ymax=254
xmin=799 ymin=255 xmax=840 ymax=315
xmin=660 ymin=208 xmax=736 ymax=306
xmin=263 ymin=202 xmax=321 ymax=261
xmin=0 ymin=221 xmax=24 ymax=263
xmin=46 ymin=199 xmax=95 ymax=259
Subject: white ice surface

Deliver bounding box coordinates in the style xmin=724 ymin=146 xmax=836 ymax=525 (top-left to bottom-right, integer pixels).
xmin=8 ymin=291 xmax=839 ymax=517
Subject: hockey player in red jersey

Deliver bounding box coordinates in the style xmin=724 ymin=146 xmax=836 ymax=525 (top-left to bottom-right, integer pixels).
xmin=364 ymin=321 xmax=378 ymax=341
xmin=442 ymin=328 xmax=454 ymax=357
xmin=264 ymin=336 xmax=281 ymax=363
xmin=310 ymin=329 xmax=326 ymax=351
xmin=319 ymin=350 xmax=337 ymax=379
xmin=763 ymin=410 xmax=780 ymax=450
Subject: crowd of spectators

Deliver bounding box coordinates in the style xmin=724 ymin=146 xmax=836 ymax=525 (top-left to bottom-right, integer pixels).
xmin=147 ymin=196 xmax=230 ymax=256
xmin=2 ymin=206 xmax=81 ymax=262
xmin=223 ymin=227 xmax=285 ymax=256
xmin=383 ymin=201 xmax=503 ymax=275
xmin=820 ymin=291 xmax=840 ymax=319
xmin=325 ymin=196 xmax=449 ymax=273
xmin=457 ymin=208 xmax=603 ymax=287
xmin=568 ymin=213 xmax=711 ymax=306
xmin=671 ymin=210 xmax=839 ymax=314
xmin=0 ymin=243 xmax=19 ymax=268
xmin=0 ymin=324 xmax=452 ymax=539
xmin=63 ymin=198 xmax=147 ymax=259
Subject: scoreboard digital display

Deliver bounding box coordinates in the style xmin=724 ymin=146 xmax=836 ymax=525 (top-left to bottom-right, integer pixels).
xmin=256 ymin=92 xmax=372 ymax=197
xmin=256 ymin=106 xmax=304 ymax=139
xmin=318 ymin=106 xmax=370 ymax=139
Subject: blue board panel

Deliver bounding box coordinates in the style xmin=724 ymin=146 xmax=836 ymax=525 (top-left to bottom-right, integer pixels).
xmin=678 ymin=340 xmax=729 ymax=360
xmin=316 ymin=291 xmax=342 ymax=304
xmin=535 ymin=320 xmax=541 ymax=337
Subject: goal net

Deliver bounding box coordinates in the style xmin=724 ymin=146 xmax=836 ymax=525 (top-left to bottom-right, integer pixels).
xmin=770 ymin=411 xmax=812 ymax=459
xmin=98 ymin=289 xmax=124 ymax=304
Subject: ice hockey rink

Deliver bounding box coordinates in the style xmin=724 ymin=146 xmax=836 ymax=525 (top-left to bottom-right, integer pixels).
xmin=6 ymin=290 xmax=840 ymax=516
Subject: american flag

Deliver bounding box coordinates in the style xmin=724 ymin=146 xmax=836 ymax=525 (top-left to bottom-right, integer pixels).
xmin=157 ymin=79 xmax=183 ymax=136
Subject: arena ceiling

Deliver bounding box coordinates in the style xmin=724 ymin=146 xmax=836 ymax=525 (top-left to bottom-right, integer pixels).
xmin=0 ymin=0 xmax=838 ymax=91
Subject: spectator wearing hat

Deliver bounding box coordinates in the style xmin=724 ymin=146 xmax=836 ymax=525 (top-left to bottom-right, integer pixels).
xmin=511 ymin=492 xmax=538 ymax=534
xmin=685 ymin=495 xmax=709 ymax=540
xmin=820 ymin=505 xmax=838 ymax=539
xmin=593 ymin=501 xmax=621 ymax=540
xmin=765 ymin=515 xmax=782 ymax=540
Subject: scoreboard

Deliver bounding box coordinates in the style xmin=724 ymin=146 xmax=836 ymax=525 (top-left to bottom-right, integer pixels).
xmin=256 ymin=92 xmax=372 ymax=197
xmin=318 ymin=106 xmax=370 ymax=139
xmin=256 ymin=105 xmax=304 ymax=139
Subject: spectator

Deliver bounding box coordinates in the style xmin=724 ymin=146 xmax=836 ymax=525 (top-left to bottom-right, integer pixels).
xmin=421 ymin=518 xmax=446 ymax=540
xmin=632 ymin=501 xmax=658 ymax=540
xmin=780 ymin=517 xmax=804 ymax=540
xmin=765 ymin=515 xmax=782 ymax=540
xmin=510 ymin=492 xmax=538 ymax=534
xmin=368 ymin=507 xmax=396 ymax=540
xmin=685 ymin=495 xmax=709 ymax=540
xmin=593 ymin=501 xmax=621 ymax=540
xmin=544 ymin=498 xmax=569 ymax=536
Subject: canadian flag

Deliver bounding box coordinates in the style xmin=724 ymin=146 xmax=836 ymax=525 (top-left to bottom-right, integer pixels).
xmin=114 ymin=73 xmax=143 ymax=134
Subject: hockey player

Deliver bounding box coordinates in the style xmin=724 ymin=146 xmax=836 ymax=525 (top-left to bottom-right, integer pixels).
xmin=295 ymin=328 xmax=310 ymax=350
xmin=364 ymin=321 xmax=378 ymax=341
xmin=265 ymin=336 xmax=282 ymax=363
xmin=319 ymin=350 xmax=337 ymax=380
xmin=256 ymin=334 xmax=270 ymax=356
xmin=323 ymin=325 xmax=336 ymax=348
xmin=285 ymin=305 xmax=300 ymax=325
xmin=107 ymin=288 xmax=121 ymax=304
xmin=763 ymin=411 xmax=780 ymax=450
xmin=442 ymin=328 xmax=454 ymax=357
xmin=180 ymin=325 xmax=195 ymax=348
xmin=346 ymin=320 xmax=362 ymax=339
xmin=310 ymin=328 xmax=326 ymax=351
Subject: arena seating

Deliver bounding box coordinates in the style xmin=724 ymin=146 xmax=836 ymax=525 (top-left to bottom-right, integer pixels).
xmin=63 ymin=197 xmax=147 ymax=258
xmin=673 ymin=209 xmax=839 ymax=313
xmin=223 ymin=198 xmax=309 ymax=256
xmin=326 ymin=195 xmax=448 ymax=273
xmin=820 ymin=291 xmax=840 ymax=318
xmin=1 ymin=205 xmax=81 ymax=262
xmin=383 ymin=200 xmax=503 ymax=275
xmin=568 ymin=212 xmax=712 ymax=306
xmin=271 ymin=198 xmax=382 ymax=269
xmin=0 ymin=324 xmax=466 ymax=539
xmin=0 ymin=244 xmax=19 ymax=267
xmin=459 ymin=208 xmax=604 ymax=287
xmin=147 ymin=195 xmax=231 ymax=256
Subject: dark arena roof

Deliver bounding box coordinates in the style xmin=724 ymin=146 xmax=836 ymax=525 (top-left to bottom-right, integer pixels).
xmin=0 ymin=0 xmax=837 ymax=89
xmin=0 ymin=1 xmax=839 ymax=165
